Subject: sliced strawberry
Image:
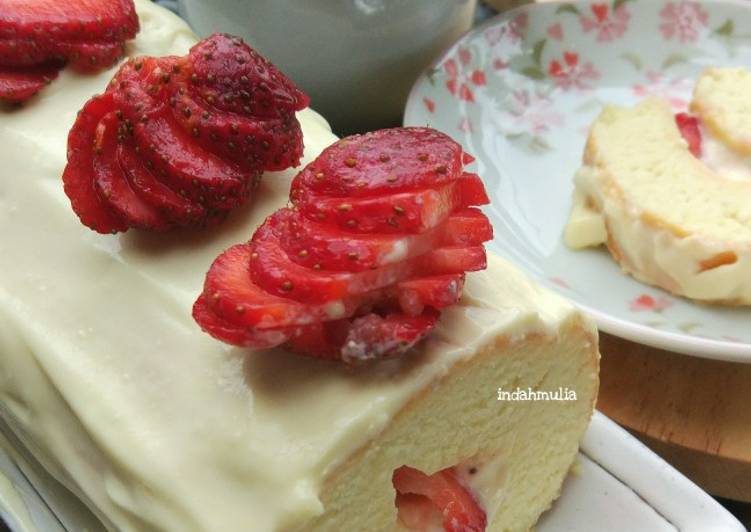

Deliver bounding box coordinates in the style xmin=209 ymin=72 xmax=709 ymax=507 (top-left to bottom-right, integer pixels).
xmin=429 ymin=246 xmax=487 ymax=275
xmin=62 ymin=93 xmax=128 ymax=233
xmin=0 ymin=0 xmax=139 ymax=43
xmin=170 ymin=67 xmax=303 ymax=171
xmin=396 ymin=493 xmax=445 ymax=531
xmin=396 ymin=275 xmax=465 ymax=316
xmin=63 ymin=40 xmax=126 ymax=72
xmin=168 ymin=80 xmax=305 ymax=172
xmin=0 ymin=62 xmax=61 ymax=102
xmin=92 ymin=113 xmax=169 ymax=230
xmin=130 ymin=106 xmax=251 ymax=210
xmin=393 ymin=466 xmax=487 ymax=532
xmin=0 ymin=38 xmax=124 ymax=71
xmin=288 ymin=310 xmax=439 ymax=364
xmin=202 ymin=243 xmax=349 ymax=330
xmin=442 ymin=208 xmax=493 ymax=246
xmin=292 ymin=128 xmax=466 ymax=197
xmin=293 ymin=173 xmax=489 ymax=234
xmin=193 ymin=294 xmax=291 ymax=348
xmin=250 ymin=223 xmax=485 ymax=305
xmin=0 ymin=38 xmax=62 ymax=66
xmin=278 ymin=209 xmax=491 ymax=273
xmin=675 ymin=112 xmax=702 ymax=158
xmin=117 ymin=141 xmax=206 ymax=225
xmin=187 ymin=33 xmax=308 ymax=120
xmin=193 ymin=126 xmax=492 ymax=362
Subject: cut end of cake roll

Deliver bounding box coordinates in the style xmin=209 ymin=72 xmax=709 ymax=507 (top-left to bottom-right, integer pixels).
xmin=306 ymin=254 xmax=600 ymax=532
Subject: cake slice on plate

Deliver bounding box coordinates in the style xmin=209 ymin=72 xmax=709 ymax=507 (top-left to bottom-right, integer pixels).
xmin=0 ymin=1 xmax=599 ymax=531
xmin=565 ymin=82 xmax=751 ymax=305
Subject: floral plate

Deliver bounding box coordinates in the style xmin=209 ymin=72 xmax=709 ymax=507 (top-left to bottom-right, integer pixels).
xmin=404 ymin=0 xmax=751 ymax=362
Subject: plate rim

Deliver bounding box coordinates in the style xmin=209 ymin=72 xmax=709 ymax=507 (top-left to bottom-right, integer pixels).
xmin=403 ymin=0 xmax=751 ymax=363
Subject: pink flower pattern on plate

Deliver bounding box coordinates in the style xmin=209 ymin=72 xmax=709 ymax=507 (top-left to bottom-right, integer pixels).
xmin=485 ymin=13 xmax=529 ymax=45
xmin=547 ymin=52 xmax=600 ymax=91
xmin=580 ymin=3 xmax=630 ymax=42
xmin=659 ymin=1 xmax=709 ymax=43
xmin=629 ymin=294 xmax=673 ymax=313
xmin=506 ymin=89 xmax=566 ymax=134
xmin=444 ymin=47 xmax=486 ymax=103
xmin=632 ymin=70 xmax=693 ymax=110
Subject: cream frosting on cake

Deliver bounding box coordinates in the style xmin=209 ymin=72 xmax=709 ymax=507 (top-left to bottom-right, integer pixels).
xmin=0 ymin=2 xmax=599 ymax=531
xmin=565 ymin=95 xmax=751 ymax=305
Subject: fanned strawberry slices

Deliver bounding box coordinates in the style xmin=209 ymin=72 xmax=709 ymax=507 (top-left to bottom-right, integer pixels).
xmin=62 ymin=33 xmax=309 ymax=233
xmin=0 ymin=0 xmax=139 ymax=103
xmin=193 ymin=127 xmax=493 ymax=363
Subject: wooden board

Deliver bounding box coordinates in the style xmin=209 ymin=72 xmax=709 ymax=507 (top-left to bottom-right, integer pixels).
xmin=596 ymin=333 xmax=751 ymax=503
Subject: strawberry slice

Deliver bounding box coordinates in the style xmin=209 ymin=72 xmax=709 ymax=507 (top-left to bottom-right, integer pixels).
xmin=249 ymin=219 xmax=486 ymax=305
xmin=675 ymin=112 xmax=702 ymax=158
xmin=279 ymin=209 xmax=491 ymax=273
xmin=0 ymin=39 xmax=125 ymax=71
xmin=397 ymin=275 xmax=465 ymax=315
xmin=92 ymin=113 xmax=169 ymax=230
xmin=130 ymin=106 xmax=251 ymax=211
xmin=294 ymin=128 xmax=466 ymax=197
xmin=293 ymin=173 xmax=489 ymax=234
xmin=117 ymin=141 xmax=205 ymax=226
xmin=393 ymin=465 xmax=487 ymax=532
xmin=63 ymin=40 xmax=126 ymax=72
xmin=0 ymin=62 xmax=61 ymax=102
xmin=193 ymin=294 xmax=292 ymax=349
xmin=168 ymin=79 xmax=305 ymax=172
xmin=289 ymin=310 xmax=440 ymax=363
xmin=187 ymin=33 xmax=309 ymax=120
xmin=62 ymin=93 xmax=128 ymax=233
xmin=0 ymin=0 xmax=139 ymax=43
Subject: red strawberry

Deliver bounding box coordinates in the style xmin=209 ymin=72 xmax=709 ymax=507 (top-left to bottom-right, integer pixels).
xmin=0 ymin=39 xmax=124 ymax=71
xmin=0 ymin=62 xmax=61 ymax=102
xmin=293 ymin=128 xmax=465 ymax=197
xmin=277 ymin=209 xmax=490 ymax=273
xmin=292 ymin=173 xmax=489 ymax=234
xmin=290 ymin=311 xmax=440 ymax=364
xmin=249 ymin=228 xmax=484 ymax=305
xmin=63 ymin=40 xmax=127 ymax=72
xmin=397 ymin=275 xmax=465 ymax=315
xmin=187 ymin=33 xmax=309 ymax=120
xmin=62 ymin=93 xmax=128 ymax=233
xmin=92 ymin=113 xmax=169 ymax=230
xmin=169 ymin=83 xmax=305 ymax=172
xmin=0 ymin=0 xmax=138 ymax=101
xmin=0 ymin=0 xmax=139 ymax=43
xmin=193 ymin=294 xmax=291 ymax=349
xmin=675 ymin=112 xmax=702 ymax=158
xmin=393 ymin=466 xmax=487 ymax=532
xmin=194 ymin=127 xmax=493 ymax=363
xmin=118 ymin=141 xmax=205 ymax=225
xmin=63 ymin=34 xmax=308 ymax=233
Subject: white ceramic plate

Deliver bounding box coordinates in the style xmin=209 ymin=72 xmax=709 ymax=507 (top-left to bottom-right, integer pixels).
xmin=0 ymin=412 xmax=743 ymax=531
xmin=404 ymin=0 xmax=751 ymax=362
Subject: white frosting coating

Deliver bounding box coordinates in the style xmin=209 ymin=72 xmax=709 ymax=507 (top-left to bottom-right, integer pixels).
xmin=0 ymin=2 xmax=586 ymax=531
